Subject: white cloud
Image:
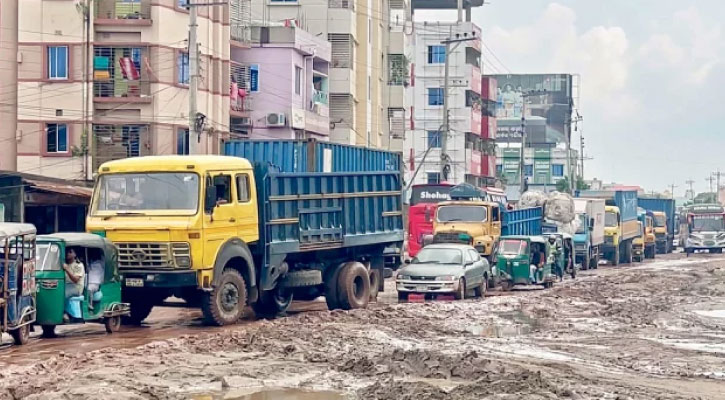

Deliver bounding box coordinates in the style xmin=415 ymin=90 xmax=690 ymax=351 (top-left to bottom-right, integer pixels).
xmin=638 ymin=34 xmax=685 ymax=66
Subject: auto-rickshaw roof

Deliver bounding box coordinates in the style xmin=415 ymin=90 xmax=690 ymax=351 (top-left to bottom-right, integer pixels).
xmin=547 ymin=232 xmax=573 ymax=240
xmin=0 ymin=223 xmax=37 ymax=238
xmin=38 ymin=232 xmax=113 ymax=249
xmin=501 ymin=235 xmax=548 ymax=243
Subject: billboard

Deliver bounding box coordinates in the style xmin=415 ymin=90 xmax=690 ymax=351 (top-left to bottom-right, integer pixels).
xmin=489 ymin=74 xmax=573 ymax=146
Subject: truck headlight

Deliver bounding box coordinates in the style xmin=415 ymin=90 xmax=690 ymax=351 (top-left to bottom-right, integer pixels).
xmin=171 ymin=242 xmax=192 ymax=268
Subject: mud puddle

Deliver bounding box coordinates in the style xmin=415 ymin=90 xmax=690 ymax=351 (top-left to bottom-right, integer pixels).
xmin=195 ymin=388 xmax=343 ymax=400
xmin=466 ymin=310 xmax=540 ymax=338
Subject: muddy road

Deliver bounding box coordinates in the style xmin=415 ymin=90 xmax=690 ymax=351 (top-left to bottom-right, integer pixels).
xmin=1 ymin=253 xmax=725 ymax=399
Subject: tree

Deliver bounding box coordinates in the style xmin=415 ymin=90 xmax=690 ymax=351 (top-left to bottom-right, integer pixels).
xmin=555 ymin=176 xmax=590 ymax=193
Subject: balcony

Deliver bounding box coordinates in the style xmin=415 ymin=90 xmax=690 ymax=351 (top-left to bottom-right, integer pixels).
xmin=329 ymin=0 xmax=354 ymax=9
xmin=231 ymin=62 xmax=253 ymax=115
xmin=92 ymin=124 xmax=150 ymax=171
xmin=230 ymin=0 xmax=252 ymax=46
xmin=93 ymin=46 xmax=152 ymax=102
xmin=95 ymin=0 xmax=152 ymax=25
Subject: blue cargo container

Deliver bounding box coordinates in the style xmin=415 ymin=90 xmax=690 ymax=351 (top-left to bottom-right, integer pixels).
xmin=579 ymin=190 xmax=638 ymax=222
xmin=638 ymin=197 xmax=676 ymax=253
xmin=224 ymin=139 xmax=402 ymax=173
xmin=502 ymin=207 xmax=543 ymax=236
xmin=252 ymin=163 xmax=405 ymax=307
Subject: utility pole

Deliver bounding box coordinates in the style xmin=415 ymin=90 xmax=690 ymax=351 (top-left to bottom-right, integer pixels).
xmin=714 ymin=170 xmax=722 ymax=203
xmin=0 ymin=0 xmax=18 ymax=172
xmin=186 ymin=1 xmax=227 ymax=155
xmin=519 ymin=100 xmax=526 ymax=195
xmin=685 ymin=179 xmax=695 ymax=200
xmin=579 ymin=133 xmax=585 ymax=180
xmin=706 ymin=175 xmax=715 ymax=194
xmin=668 ymin=183 xmax=677 ymax=199
xmin=440 ymin=29 xmax=476 ymax=182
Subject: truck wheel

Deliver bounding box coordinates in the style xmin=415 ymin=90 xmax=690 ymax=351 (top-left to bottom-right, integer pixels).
xmin=368 ymin=269 xmax=381 ymax=302
xmin=41 ymin=325 xmax=56 ymax=338
xmin=202 ymin=268 xmax=248 ymax=326
xmin=122 ymin=298 xmax=154 ymax=326
xmin=592 ymin=254 xmax=600 ymax=269
xmin=10 ymin=324 xmax=30 ymax=345
xmin=612 ymin=248 xmax=620 ymax=266
xmin=582 ymin=253 xmax=590 ymax=271
xmin=337 ymin=262 xmax=370 ymax=310
xmin=324 ymin=264 xmax=343 ymax=310
xmin=283 ymin=270 xmax=323 ymax=288
xmin=252 ymin=285 xmax=293 ymax=318
xmin=104 ymin=316 xmax=121 ymax=334
xmin=625 ymin=242 xmax=633 ymax=264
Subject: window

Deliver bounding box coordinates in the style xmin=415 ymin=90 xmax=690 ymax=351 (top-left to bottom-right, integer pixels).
xmin=46 ymin=123 xmax=68 ymax=153
xmin=427 ymin=172 xmax=440 ymax=184
xmin=213 ymin=175 xmax=232 ymax=205
xmin=427 ymin=130 xmax=441 ymax=148
xmin=236 ymin=174 xmax=250 ymax=202
xmin=250 ymin=64 xmax=259 ymax=92
xmin=178 ymin=52 xmax=189 ymax=85
xmin=178 ymin=0 xmax=188 ymax=7
xmin=428 ymin=88 xmax=444 ymax=106
xmin=552 ymin=164 xmax=564 ymax=177
xmin=524 ymin=164 xmax=533 ymax=177
xmin=427 ymin=45 xmax=445 ymax=64
xmin=177 ymin=128 xmax=189 ymax=155
xmin=294 ymin=66 xmax=302 ymax=95
xmin=122 ymin=125 xmax=141 ymax=157
xmin=48 ymin=46 xmax=69 ymax=80
xmin=467 ymin=249 xmax=480 ymax=262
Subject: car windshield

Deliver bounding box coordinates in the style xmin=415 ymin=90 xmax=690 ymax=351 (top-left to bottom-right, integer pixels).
xmin=576 ymin=214 xmax=586 ymax=234
xmin=605 ymin=211 xmax=618 ymax=227
xmin=437 ymin=206 xmax=487 ymax=222
xmin=654 ymin=215 xmax=666 ymax=227
xmin=498 ymin=240 xmax=527 ymax=255
xmin=413 ymin=248 xmax=462 ymax=264
xmin=691 ymin=215 xmax=725 ymax=232
xmin=36 ymin=243 xmax=61 ymax=271
xmin=93 ymin=173 xmax=199 ymax=215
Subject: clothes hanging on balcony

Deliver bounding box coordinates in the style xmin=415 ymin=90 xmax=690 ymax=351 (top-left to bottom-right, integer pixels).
xmin=119 ymin=57 xmax=140 ymax=81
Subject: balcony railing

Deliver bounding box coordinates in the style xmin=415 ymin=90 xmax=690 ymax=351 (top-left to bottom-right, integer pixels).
xmin=93 ymin=47 xmax=151 ymax=99
xmin=329 ymin=0 xmax=354 ymax=9
xmin=230 ymin=0 xmax=251 ymax=45
xmin=231 ymin=96 xmax=252 ymax=112
xmin=95 ymin=0 xmax=151 ymax=21
xmin=92 ymin=124 xmax=150 ymax=171
xmin=312 ymin=89 xmax=328 ymax=105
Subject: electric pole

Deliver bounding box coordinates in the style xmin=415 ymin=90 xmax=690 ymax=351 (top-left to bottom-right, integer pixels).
xmin=714 ymin=170 xmax=722 ymax=203
xmin=668 ymin=183 xmax=677 ymax=199
xmin=187 ymin=1 xmax=227 ymax=155
xmin=706 ymin=175 xmax=715 ymax=194
xmin=440 ymin=29 xmax=477 ymax=182
xmin=685 ymin=179 xmax=695 ymax=200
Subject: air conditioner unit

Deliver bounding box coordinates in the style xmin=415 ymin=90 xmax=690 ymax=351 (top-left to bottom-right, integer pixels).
xmin=266 ymin=113 xmax=286 ymax=127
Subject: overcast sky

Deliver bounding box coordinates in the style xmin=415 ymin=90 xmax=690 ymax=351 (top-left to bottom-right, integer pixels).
xmin=417 ymin=1 xmax=724 ymax=196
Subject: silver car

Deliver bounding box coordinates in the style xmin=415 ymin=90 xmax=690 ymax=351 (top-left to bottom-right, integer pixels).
xmin=396 ymin=243 xmax=490 ymax=301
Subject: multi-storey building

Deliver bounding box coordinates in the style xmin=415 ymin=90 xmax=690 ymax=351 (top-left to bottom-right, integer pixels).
xmin=404 ymin=21 xmax=489 ymax=187
xmin=250 ymin=0 xmax=411 ymax=149
xmin=230 ymin=25 xmax=331 ymax=139
xmin=5 ymin=0 xmax=252 ymax=180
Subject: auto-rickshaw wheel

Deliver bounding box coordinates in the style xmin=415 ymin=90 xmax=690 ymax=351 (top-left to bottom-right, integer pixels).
xmin=41 ymin=325 xmax=56 ymax=338
xmin=10 ymin=324 xmax=30 ymax=345
xmin=105 ymin=316 xmax=121 ymax=333
xmin=501 ymin=280 xmax=513 ymax=292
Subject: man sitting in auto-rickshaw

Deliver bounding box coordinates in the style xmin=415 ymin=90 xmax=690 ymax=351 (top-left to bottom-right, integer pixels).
xmin=64 ymin=249 xmax=85 ymax=297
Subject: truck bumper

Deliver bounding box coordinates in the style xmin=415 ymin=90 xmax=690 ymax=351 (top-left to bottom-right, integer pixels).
xmin=120 ymin=270 xmax=198 ymax=289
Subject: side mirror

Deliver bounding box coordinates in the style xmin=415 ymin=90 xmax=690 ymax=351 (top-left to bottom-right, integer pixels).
xmin=204 ymin=185 xmax=218 ymax=214
xmin=589 ymin=218 xmax=594 ymax=227
xmin=404 ymin=259 xmax=411 ymax=265
xmin=422 ymin=234 xmax=434 ymax=246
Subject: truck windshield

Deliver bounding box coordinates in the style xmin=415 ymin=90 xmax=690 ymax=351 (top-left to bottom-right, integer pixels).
xmin=413 ymin=248 xmax=462 ymax=264
xmin=437 ymin=206 xmax=487 ymax=222
xmin=654 ymin=215 xmax=666 ymax=227
xmin=576 ymin=214 xmax=586 ymax=234
xmin=498 ymin=240 xmax=527 ymax=255
xmin=691 ymin=215 xmax=725 ymax=232
xmin=605 ymin=212 xmax=618 ymax=227
xmin=92 ymin=173 xmax=199 ymax=215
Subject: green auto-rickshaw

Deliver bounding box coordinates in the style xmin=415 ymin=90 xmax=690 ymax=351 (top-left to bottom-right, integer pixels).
xmin=0 ymin=223 xmax=37 ymax=345
xmin=35 ymin=233 xmax=129 ymax=337
xmin=495 ymin=235 xmax=556 ymax=290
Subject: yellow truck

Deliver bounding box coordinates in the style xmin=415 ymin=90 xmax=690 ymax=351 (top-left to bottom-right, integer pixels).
xmin=431 ymin=200 xmax=502 ymax=259
xmin=86 ymin=155 xmax=404 ymax=325
xmin=632 ymin=208 xmax=656 ymax=262
xmin=580 ymin=190 xmax=639 ymax=265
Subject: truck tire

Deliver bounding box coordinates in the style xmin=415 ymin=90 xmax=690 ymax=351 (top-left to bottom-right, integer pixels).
xmin=368 ymin=269 xmax=381 ymax=302
xmin=625 ymin=241 xmax=633 ymax=264
xmin=591 ymin=254 xmax=599 ymax=269
xmin=612 ymin=247 xmax=620 ymax=266
xmin=252 ymin=285 xmax=293 ymax=317
xmin=201 ymin=268 xmax=247 ymax=326
xmin=337 ymin=262 xmax=370 ymax=310
xmin=582 ymin=253 xmax=590 ymax=271
xmin=283 ymin=270 xmax=323 ymax=288
xmin=324 ymin=264 xmax=343 ymax=310
xmin=122 ymin=297 xmax=155 ymax=326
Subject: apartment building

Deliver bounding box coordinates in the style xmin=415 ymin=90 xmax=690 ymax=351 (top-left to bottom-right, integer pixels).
xmin=229 ymin=25 xmax=331 ymax=140
xmin=404 ymin=21 xmax=491 ymax=187
xmin=7 ymin=0 xmax=251 ymax=180
xmin=250 ymin=0 xmax=411 ymax=149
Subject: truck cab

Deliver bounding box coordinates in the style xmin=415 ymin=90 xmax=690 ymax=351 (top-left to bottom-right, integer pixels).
xmin=652 ymin=211 xmax=669 ymax=253
xmin=633 ymin=209 xmax=656 ymax=261
xmin=432 ymin=200 xmax=502 ymax=258
xmin=603 ymin=205 xmax=631 ymax=265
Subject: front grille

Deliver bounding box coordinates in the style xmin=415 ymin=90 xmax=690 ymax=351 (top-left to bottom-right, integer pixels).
xmin=655 ymin=233 xmax=666 ymax=239
xmin=605 ymin=236 xmax=614 ymax=245
xmin=411 ymin=276 xmax=437 ymax=281
xmin=117 ymin=242 xmax=174 ymax=269
xmin=574 ymin=244 xmax=587 ymax=251
xmin=433 ymin=232 xmax=470 ymax=244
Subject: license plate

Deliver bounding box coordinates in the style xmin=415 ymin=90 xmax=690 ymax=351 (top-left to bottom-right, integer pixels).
xmin=417 ymin=284 xmax=428 ymax=291
xmin=125 ymin=278 xmax=144 ymax=287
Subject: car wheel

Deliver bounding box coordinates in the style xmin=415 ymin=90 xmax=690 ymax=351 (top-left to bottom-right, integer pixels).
xmin=475 ymin=276 xmax=487 ymax=298
xmin=454 ymin=278 xmax=466 ymax=300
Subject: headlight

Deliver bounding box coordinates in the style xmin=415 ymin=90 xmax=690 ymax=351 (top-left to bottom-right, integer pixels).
xmin=172 ymin=242 xmax=191 ymax=268
xmin=397 ymin=274 xmax=410 ymax=280
xmin=435 ymin=275 xmax=456 ymax=281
